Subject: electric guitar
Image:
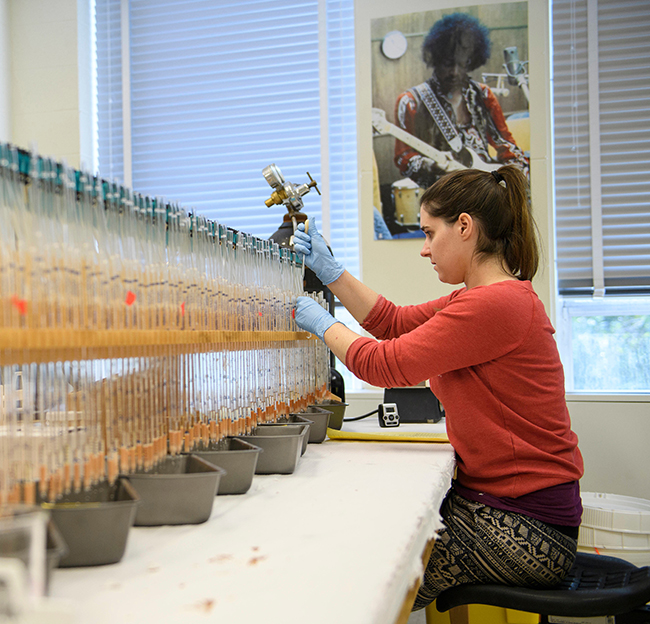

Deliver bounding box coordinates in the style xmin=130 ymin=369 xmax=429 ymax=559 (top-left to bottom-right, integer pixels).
xmin=371 ymin=107 xmax=501 ymax=173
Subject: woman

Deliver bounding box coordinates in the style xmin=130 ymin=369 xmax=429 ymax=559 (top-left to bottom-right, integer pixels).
xmin=292 ymin=165 xmax=583 ymax=610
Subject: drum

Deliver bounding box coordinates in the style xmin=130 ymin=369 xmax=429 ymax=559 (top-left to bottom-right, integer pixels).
xmin=391 ymin=178 xmax=422 ymax=226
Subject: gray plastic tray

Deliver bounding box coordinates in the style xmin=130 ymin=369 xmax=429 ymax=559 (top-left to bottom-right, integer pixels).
xmin=263 ymin=418 xmax=312 ymax=455
xmin=289 ymin=406 xmax=331 ymax=443
xmin=240 ymin=424 xmax=308 ymax=474
xmin=191 ymin=438 xmax=262 ymax=495
xmin=125 ymin=455 xmax=224 ymax=526
xmin=311 ymin=399 xmax=349 ymax=430
xmin=290 ymin=415 xmax=313 ymax=453
xmin=258 ymin=421 xmax=311 ymax=456
xmin=47 ymin=478 xmax=139 ymax=567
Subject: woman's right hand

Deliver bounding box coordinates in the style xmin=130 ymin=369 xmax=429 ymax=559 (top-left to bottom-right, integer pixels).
xmin=293 ymin=219 xmax=344 ymax=285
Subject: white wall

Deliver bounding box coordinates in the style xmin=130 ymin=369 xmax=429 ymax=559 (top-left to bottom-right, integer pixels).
xmin=2 ymin=0 xmax=648 ymax=502
xmin=5 ymin=0 xmax=92 ymax=168
xmin=0 ymin=0 xmax=10 ymax=142
xmin=568 ymin=397 xmax=650 ymax=500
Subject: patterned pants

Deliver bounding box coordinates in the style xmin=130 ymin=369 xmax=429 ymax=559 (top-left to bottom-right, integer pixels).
xmin=413 ymin=489 xmax=578 ymax=611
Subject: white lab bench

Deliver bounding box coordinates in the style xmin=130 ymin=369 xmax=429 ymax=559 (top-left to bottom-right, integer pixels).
xmin=50 ymin=424 xmax=454 ymax=624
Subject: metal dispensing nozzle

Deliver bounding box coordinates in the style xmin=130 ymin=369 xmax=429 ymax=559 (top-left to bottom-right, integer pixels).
xmin=262 ymin=164 xmax=320 ymax=215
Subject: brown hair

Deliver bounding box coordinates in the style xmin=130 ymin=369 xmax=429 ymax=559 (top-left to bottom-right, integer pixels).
xmin=419 ymin=165 xmax=540 ymax=281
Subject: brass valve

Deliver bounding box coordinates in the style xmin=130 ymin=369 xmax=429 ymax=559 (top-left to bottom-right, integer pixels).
xmin=262 ymin=165 xmax=320 ymax=215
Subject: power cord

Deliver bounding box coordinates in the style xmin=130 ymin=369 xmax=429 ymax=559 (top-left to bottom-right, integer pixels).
xmin=343 ymin=408 xmax=379 ymax=422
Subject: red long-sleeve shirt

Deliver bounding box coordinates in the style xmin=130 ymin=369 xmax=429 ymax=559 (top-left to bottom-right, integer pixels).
xmin=346 ymin=281 xmax=583 ymax=498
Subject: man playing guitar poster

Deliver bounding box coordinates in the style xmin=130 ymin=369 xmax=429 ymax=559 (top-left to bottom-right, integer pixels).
xmin=393 ymin=13 xmax=529 ymax=189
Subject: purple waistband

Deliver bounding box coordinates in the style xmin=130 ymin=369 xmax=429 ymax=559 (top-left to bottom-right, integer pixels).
xmin=453 ymin=480 xmax=583 ymax=527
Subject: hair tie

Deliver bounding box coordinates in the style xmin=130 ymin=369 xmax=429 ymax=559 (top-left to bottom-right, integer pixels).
xmin=491 ymin=170 xmax=507 ymax=188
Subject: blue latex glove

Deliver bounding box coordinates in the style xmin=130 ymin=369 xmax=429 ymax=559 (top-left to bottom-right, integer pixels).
xmin=293 ymin=296 xmax=340 ymax=341
xmin=293 ymin=219 xmax=344 ymax=285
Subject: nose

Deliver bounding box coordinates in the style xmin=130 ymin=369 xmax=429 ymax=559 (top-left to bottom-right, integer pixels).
xmin=449 ymin=62 xmax=465 ymax=78
xmin=420 ymin=240 xmax=430 ymax=257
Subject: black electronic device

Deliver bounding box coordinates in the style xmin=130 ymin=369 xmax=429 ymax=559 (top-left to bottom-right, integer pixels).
xmin=378 ymin=403 xmax=400 ymax=427
xmin=383 ymin=387 xmax=443 ymax=423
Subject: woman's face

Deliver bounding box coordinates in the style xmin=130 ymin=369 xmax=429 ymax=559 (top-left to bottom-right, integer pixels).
xmin=419 ymin=208 xmax=468 ymax=285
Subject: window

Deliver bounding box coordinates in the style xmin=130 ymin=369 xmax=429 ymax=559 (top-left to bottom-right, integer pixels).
xmin=556 ymin=297 xmax=650 ymax=391
xmin=95 ymin=0 xmax=358 ymax=277
xmin=552 ymin=0 xmax=650 ymax=392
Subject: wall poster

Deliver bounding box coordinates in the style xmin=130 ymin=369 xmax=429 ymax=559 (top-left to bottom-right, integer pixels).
xmin=371 ymin=3 xmax=530 ymax=240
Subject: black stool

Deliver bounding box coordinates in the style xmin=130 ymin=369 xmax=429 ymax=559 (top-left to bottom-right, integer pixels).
xmin=434 ymin=552 xmax=650 ymax=623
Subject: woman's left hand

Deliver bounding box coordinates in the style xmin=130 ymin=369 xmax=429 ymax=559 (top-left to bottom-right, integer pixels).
xmin=293 ymin=296 xmax=340 ymax=340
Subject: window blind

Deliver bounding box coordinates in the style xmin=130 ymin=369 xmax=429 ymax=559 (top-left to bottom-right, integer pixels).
xmin=95 ymin=0 xmax=359 ymax=278
xmin=325 ymin=0 xmax=359 ymax=278
xmin=552 ymin=0 xmax=650 ymax=296
xmin=96 ymin=0 xmax=124 ymax=184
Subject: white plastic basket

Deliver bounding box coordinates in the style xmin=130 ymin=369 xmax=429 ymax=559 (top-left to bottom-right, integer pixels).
xmin=579 ymin=525 xmax=650 ymax=550
xmin=581 ymin=492 xmax=650 ymax=532
xmin=578 ymin=491 xmax=650 ymax=566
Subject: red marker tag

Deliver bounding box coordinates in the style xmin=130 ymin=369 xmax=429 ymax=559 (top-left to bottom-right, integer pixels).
xmin=181 ymin=302 xmax=185 ymax=316
xmin=125 ymin=291 xmax=136 ymax=306
xmin=291 ymin=308 xmax=296 ymax=319
xmin=11 ymin=295 xmax=28 ymax=316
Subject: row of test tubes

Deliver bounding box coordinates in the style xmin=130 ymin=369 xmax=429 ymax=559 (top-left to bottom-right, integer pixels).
xmin=0 ymin=144 xmax=330 ymax=507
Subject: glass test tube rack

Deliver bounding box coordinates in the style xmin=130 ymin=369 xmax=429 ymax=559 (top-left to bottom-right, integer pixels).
xmin=0 ymin=143 xmax=330 ymax=507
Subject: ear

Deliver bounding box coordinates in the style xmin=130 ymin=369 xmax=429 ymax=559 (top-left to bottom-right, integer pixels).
xmin=457 ymin=213 xmax=474 ymax=241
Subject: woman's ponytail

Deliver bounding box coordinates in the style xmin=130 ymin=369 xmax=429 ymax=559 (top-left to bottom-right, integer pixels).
xmin=497 ymin=165 xmax=539 ymax=281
